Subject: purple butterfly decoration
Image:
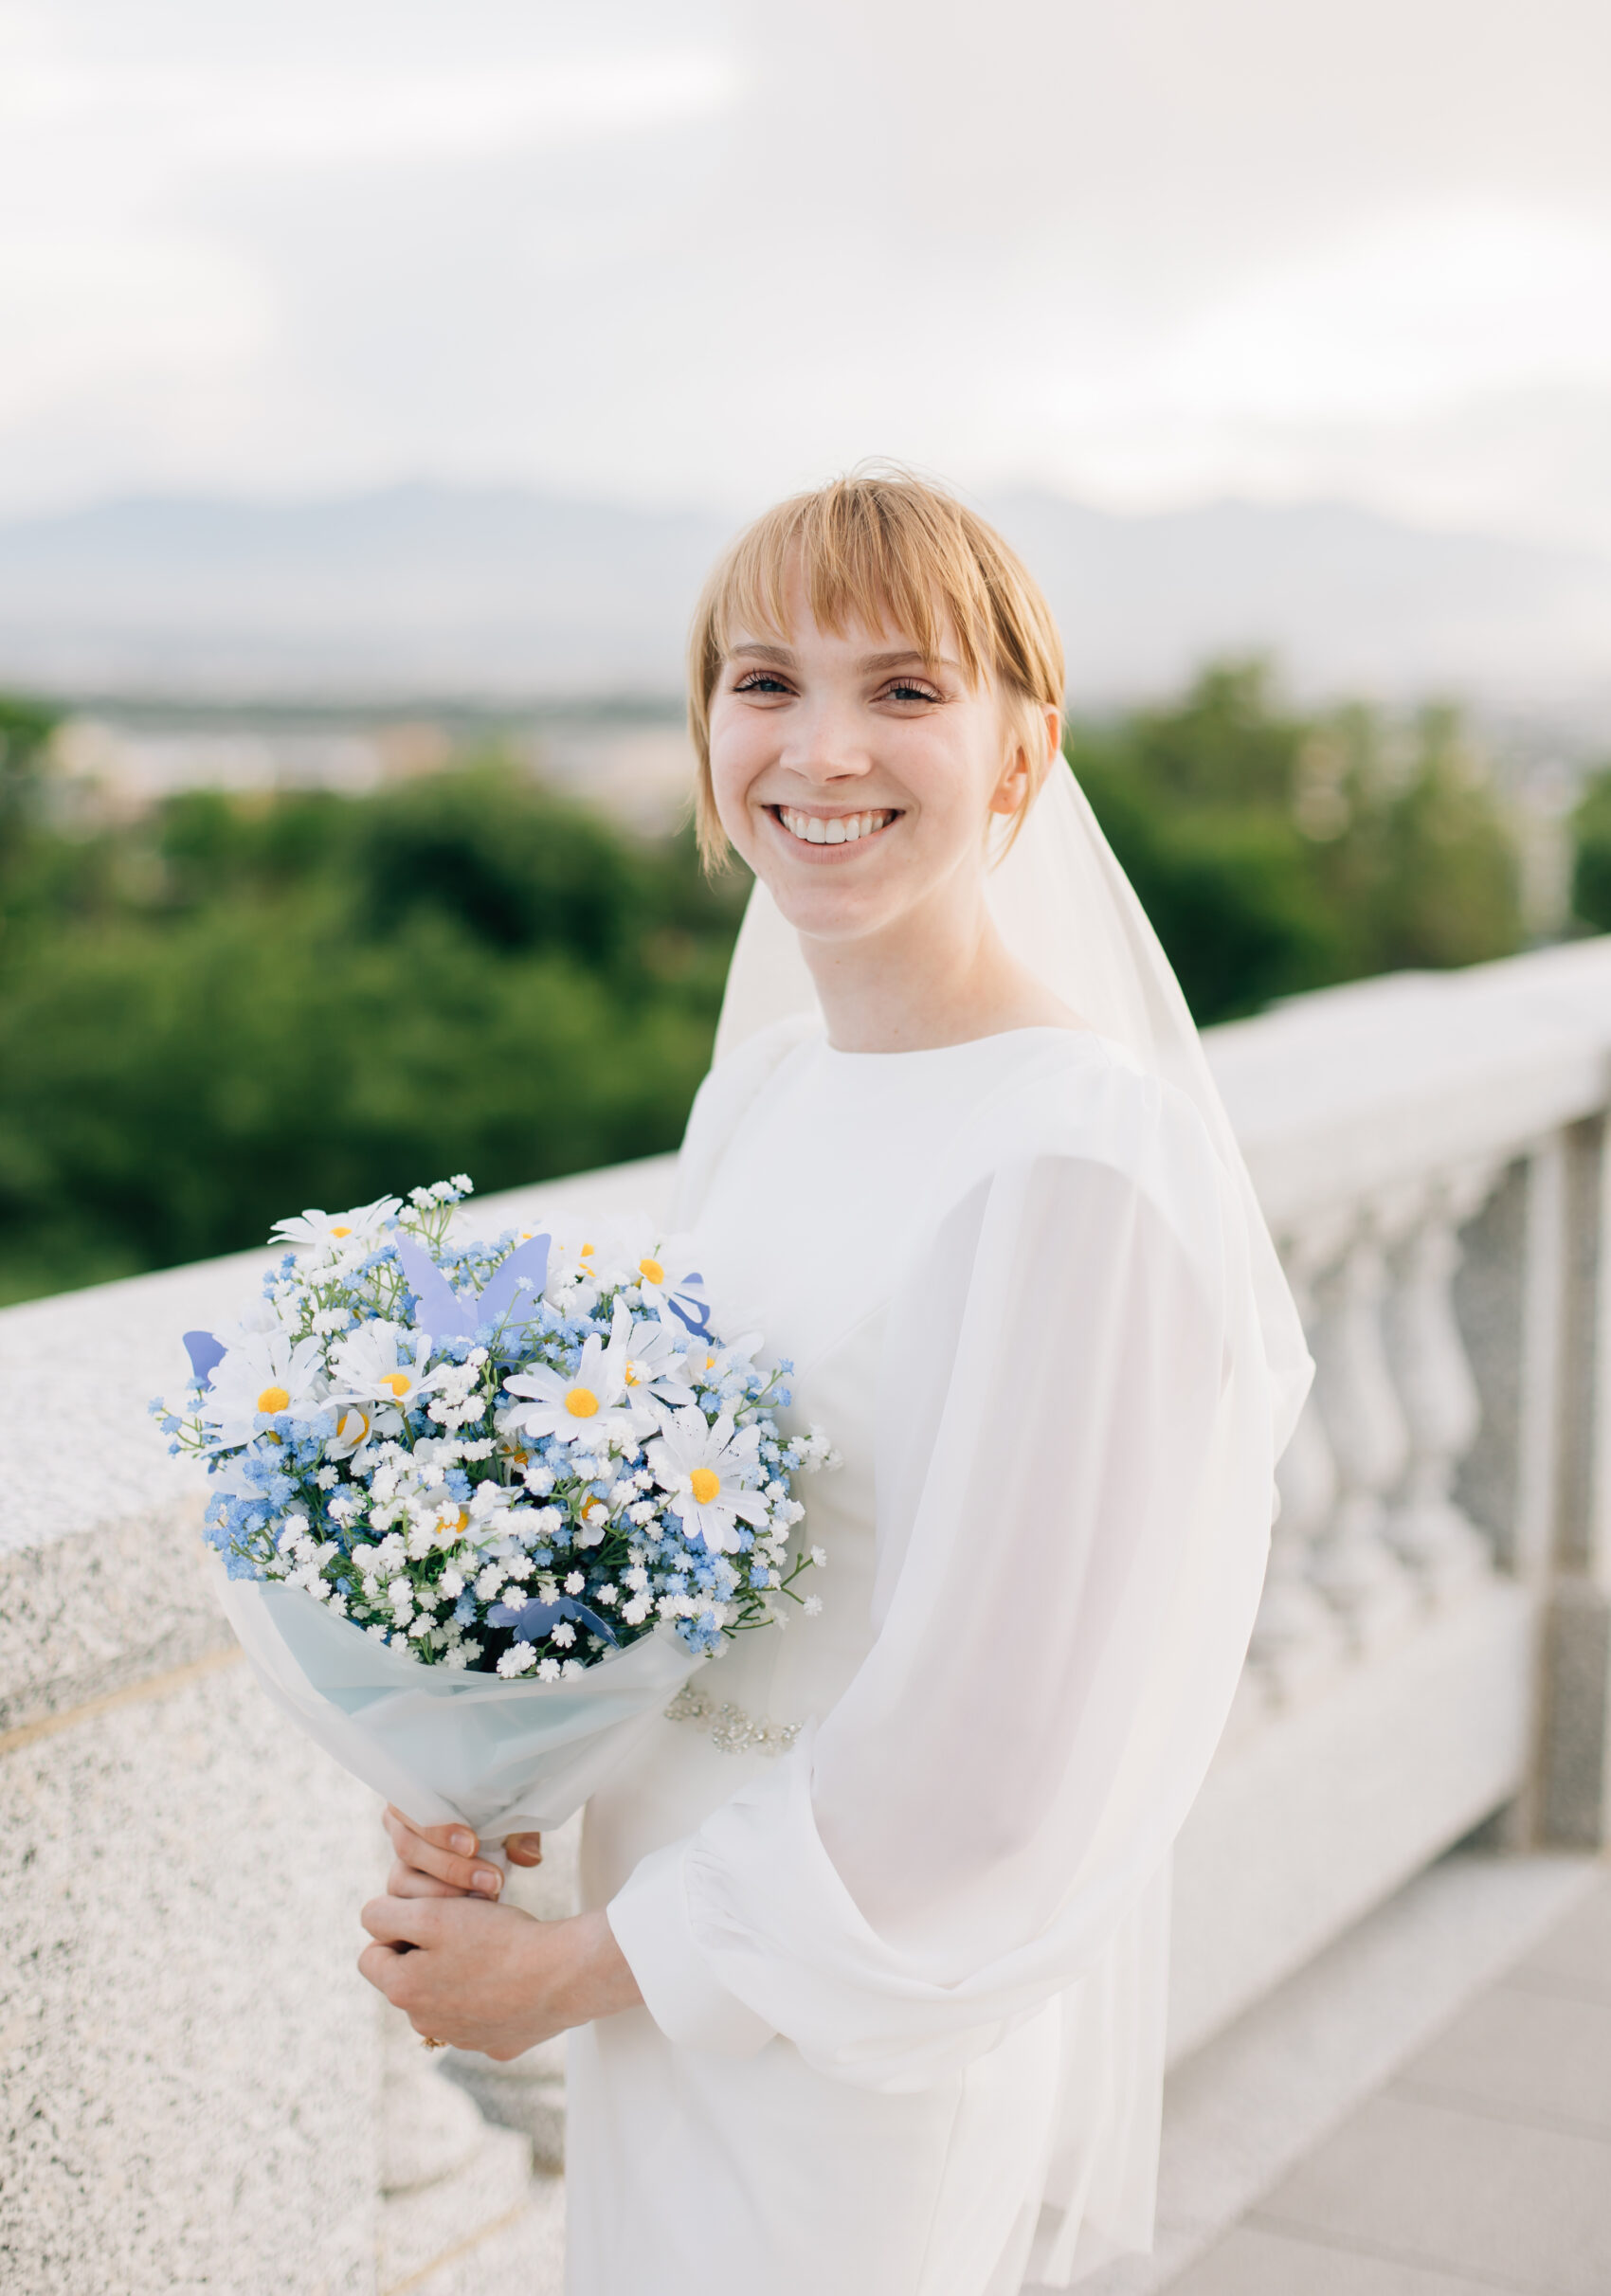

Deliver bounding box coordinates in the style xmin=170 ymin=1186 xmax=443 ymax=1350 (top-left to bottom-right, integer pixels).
xmin=393 ymin=1233 xmax=552 ymax=1344
xmin=182 ymin=1329 xmax=227 ymax=1385
xmin=664 ymin=1278 xmax=713 ymax=1339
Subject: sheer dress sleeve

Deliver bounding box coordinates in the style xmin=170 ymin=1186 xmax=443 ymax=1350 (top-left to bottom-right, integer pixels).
xmin=609 ymin=1066 xmax=1276 ymax=2088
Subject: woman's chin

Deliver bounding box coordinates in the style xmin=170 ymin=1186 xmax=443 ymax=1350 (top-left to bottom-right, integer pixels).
xmin=760 ymin=874 xmax=895 ymax=943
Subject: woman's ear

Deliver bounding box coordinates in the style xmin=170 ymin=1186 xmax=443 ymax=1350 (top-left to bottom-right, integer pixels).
xmin=989 ymin=701 xmax=1058 ymax=819
xmin=988 ymin=746 xmax=1032 ymax=818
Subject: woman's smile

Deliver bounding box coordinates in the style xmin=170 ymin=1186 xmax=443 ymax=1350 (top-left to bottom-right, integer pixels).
xmin=766 ymin=803 xmax=903 ymax=852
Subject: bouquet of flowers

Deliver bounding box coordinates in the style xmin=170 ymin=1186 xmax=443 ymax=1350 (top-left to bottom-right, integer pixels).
xmin=154 ymin=1177 xmax=832 ymax=1851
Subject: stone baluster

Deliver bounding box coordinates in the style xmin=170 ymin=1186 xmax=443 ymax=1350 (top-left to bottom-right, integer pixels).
xmin=1308 ymin=1204 xmax=1422 ymax=1649
xmin=1249 ymin=1223 xmax=1350 ymax=1703
xmin=1384 ymin=1163 xmax=1501 ymax=1601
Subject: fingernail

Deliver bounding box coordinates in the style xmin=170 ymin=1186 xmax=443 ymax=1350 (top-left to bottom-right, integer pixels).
xmin=471 ymin=1870 xmax=500 ymax=1896
xmin=451 ymin=1831 xmax=475 ymax=1855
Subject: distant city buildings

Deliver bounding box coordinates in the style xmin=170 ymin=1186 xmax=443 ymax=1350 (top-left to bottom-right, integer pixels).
xmin=45 ymin=706 xmax=697 ymax=838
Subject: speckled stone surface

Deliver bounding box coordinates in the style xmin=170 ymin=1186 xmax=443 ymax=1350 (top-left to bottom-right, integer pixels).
xmin=407 ymin=2171 xmax=566 ymax=2296
xmin=0 ymin=1245 xmax=274 ymax=1564
xmin=378 ymin=2121 xmax=533 ymax=2296
xmin=0 ymin=1501 xmax=233 ymax=1738
xmin=0 ymin=1659 xmax=380 ymax=2295
xmin=0 ymin=1156 xmax=675 ymax=2295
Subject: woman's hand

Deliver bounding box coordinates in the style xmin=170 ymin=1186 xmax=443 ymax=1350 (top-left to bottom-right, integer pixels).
xmin=380 ymin=1804 xmax=544 ymax=1900
xmin=357 ymin=1897 xmax=643 ymax=2058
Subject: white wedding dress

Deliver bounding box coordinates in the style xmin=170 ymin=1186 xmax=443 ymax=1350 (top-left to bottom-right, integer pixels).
xmin=567 ymin=997 xmax=1299 ymax=2291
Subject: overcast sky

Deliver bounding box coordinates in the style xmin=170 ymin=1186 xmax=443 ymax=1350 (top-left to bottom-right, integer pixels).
xmin=4 ymin=0 xmax=1611 ymax=548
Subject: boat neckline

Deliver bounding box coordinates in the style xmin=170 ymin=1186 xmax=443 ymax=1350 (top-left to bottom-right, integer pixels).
xmin=817 ymin=1023 xmax=1111 ymax=1063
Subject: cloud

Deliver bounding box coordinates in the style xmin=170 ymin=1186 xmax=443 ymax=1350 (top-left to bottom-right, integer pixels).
xmin=0 ymin=51 xmax=742 ymax=165
xmin=1162 ymin=202 xmax=1611 ymax=420
xmin=4 ymin=0 xmax=1611 ymax=550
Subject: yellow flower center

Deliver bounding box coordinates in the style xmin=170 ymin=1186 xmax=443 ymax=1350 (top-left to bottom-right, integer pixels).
xmin=507 ymin=1446 xmax=529 ymax=1469
xmin=444 ymin=1507 xmax=469 ymax=1534
xmin=335 ymin=1406 xmax=370 ymax=1444
xmin=624 ymin=1364 xmax=641 ymax=1385
xmin=330 ymin=1224 xmax=353 ymax=1238
xmin=703 ymin=1353 xmax=716 ymax=1371
xmin=638 ymin=1256 xmax=665 ymax=1285
xmin=580 ymin=1241 xmax=594 ymax=1258
xmin=257 ymin=1384 xmax=291 ymax=1414
xmin=381 ymin=1372 xmax=412 ymax=1399
xmin=578 ymin=1496 xmax=606 ymax=1524
xmin=689 ymin=1467 xmax=721 ymax=1505
xmin=566 ymin=1387 xmax=600 ymax=1418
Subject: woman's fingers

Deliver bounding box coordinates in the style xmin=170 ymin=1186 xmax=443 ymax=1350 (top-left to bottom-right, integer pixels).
xmin=381 ymin=1803 xmax=501 ymax=1898
xmin=389 ymin=1858 xmax=465 ymax=1900
xmin=361 ymin=1892 xmax=448 ymax=1949
xmin=505 ymin=1833 xmax=543 ymax=1867
xmin=358 ymin=1941 xmax=405 ymax=1996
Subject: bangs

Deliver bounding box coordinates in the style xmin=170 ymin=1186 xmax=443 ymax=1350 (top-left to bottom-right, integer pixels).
xmin=701 ymin=483 xmax=1000 ymax=690
xmin=687 ymin=469 xmax=1064 ymax=867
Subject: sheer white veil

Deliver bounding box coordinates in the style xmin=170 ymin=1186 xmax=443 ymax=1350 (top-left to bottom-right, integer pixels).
xmin=712 ymin=761 xmax=1312 ymax=1454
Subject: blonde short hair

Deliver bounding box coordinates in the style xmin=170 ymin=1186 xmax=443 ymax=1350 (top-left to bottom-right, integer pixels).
xmin=687 ymin=468 xmax=1065 ymax=868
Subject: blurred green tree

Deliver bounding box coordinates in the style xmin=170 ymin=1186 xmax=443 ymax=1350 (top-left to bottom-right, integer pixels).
xmin=0 ymin=752 xmax=747 ymax=1304
xmin=1571 ymin=764 xmax=1611 ymax=931
xmin=0 ymin=692 xmax=60 ymax=869
xmin=0 ymin=670 xmax=1532 ymax=1305
xmin=1066 ymin=660 xmax=1523 ymax=1022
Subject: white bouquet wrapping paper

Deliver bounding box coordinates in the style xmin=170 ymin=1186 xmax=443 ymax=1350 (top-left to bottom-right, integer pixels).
xmin=217 ymin=1567 xmax=707 ymax=1856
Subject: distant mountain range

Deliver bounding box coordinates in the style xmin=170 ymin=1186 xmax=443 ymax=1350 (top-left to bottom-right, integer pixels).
xmin=0 ymin=482 xmax=1607 ymax=725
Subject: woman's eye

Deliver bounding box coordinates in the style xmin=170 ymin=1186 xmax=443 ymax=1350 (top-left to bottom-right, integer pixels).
xmin=884 ymin=680 xmax=940 ymax=704
xmin=733 ymin=672 xmax=791 ymax=696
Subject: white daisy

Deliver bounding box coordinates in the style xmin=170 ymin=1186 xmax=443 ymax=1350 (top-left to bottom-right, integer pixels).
xmin=538 ymin=1219 xmax=608 ymax=1307
xmin=618 ymin=1314 xmax=697 ymax=1430
xmin=270 ymin=1196 xmax=400 ymax=1262
xmin=199 ymin=1329 xmax=328 ymax=1446
xmin=597 ymin=1217 xmax=711 ymax=1329
xmin=645 ymin=1406 xmax=770 ymax=1554
xmin=679 ymin=1332 xmax=761 ymax=1393
xmin=322 ymin=1399 xmax=400 ymax=1465
xmin=214 ymin=1295 xmax=281 ymax=1348
xmin=327 ymin=1320 xmax=459 ymax=1416
xmin=499 ymin=1304 xmax=637 ymax=1448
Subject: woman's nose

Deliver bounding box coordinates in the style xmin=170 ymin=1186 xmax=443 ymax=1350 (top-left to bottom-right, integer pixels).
xmin=780 ymin=699 xmax=875 ymax=786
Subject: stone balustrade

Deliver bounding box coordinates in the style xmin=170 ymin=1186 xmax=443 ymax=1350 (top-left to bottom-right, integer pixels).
xmin=3 ymin=935 xmax=1610 ymax=2291
xmin=1172 ymin=937 xmax=1611 ymax=2053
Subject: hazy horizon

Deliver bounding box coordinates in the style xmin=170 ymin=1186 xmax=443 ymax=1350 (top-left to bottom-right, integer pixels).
xmin=3 ymin=478 xmax=1608 ymax=736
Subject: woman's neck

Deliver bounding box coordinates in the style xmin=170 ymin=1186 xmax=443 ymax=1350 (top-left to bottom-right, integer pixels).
xmin=797 ymin=890 xmax=1082 ymax=1054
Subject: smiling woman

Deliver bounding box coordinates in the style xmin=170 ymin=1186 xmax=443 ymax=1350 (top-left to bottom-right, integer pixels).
xmin=683 ymin=477 xmax=1073 ymax=1054
xmin=365 ymin=470 xmax=1312 ymax=2296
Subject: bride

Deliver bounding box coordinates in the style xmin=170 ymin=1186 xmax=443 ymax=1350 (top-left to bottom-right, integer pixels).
xmin=357 ymin=470 xmax=1312 ymax=2293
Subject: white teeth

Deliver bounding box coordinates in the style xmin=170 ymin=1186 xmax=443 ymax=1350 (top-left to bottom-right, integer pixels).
xmin=778 ymin=806 xmax=894 ymax=845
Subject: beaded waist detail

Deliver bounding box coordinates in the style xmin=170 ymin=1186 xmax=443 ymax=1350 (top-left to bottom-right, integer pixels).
xmin=664 ymin=1682 xmax=803 ymax=1756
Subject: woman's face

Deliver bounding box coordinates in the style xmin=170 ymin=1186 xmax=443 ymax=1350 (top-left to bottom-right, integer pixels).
xmin=707 ymin=585 xmax=1045 ymax=948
